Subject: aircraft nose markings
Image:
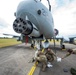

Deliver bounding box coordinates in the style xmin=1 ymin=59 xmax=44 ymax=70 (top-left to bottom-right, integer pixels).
xmin=42 ymin=9 xmax=47 ymax=16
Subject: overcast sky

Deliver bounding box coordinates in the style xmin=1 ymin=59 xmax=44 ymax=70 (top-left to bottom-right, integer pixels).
xmin=0 ymin=0 xmax=76 ymax=37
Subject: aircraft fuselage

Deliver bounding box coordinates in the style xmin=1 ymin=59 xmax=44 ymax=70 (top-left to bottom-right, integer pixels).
xmin=13 ymin=0 xmax=54 ymax=39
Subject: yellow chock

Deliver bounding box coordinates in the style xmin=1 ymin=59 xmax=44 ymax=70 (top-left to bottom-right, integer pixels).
xmin=62 ymin=49 xmax=66 ymax=50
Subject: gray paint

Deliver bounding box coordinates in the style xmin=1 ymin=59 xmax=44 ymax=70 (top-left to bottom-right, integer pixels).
xmin=15 ymin=0 xmax=54 ymax=39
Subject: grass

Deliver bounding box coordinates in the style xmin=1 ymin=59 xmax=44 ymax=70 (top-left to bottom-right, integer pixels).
xmin=0 ymin=38 xmax=21 ymax=48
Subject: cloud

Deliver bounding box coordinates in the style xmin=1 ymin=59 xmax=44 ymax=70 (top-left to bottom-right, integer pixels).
xmin=52 ymin=0 xmax=76 ymax=36
xmin=0 ymin=0 xmax=76 ymax=37
xmin=0 ymin=0 xmax=21 ymax=36
xmin=0 ymin=24 xmax=20 ymax=35
xmin=0 ymin=18 xmax=20 ymax=36
xmin=0 ymin=0 xmax=21 ymax=25
xmin=0 ymin=18 xmax=9 ymax=29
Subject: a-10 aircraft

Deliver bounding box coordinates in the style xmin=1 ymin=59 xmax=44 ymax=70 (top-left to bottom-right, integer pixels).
xmin=13 ymin=0 xmax=59 ymax=48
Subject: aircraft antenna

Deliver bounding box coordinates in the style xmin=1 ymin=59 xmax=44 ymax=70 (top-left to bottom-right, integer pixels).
xmin=47 ymin=0 xmax=51 ymax=11
xmin=40 ymin=0 xmax=51 ymax=11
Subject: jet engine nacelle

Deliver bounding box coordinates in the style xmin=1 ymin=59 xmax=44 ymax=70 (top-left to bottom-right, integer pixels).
xmin=54 ymin=29 xmax=59 ymax=36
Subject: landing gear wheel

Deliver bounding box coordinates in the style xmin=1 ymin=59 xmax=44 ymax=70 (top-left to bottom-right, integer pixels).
xmin=61 ymin=45 xmax=65 ymax=49
xmin=31 ymin=44 xmax=34 ymax=48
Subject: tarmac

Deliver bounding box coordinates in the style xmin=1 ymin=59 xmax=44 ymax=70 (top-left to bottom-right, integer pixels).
xmin=34 ymin=43 xmax=76 ymax=75
xmin=0 ymin=43 xmax=76 ymax=75
xmin=0 ymin=43 xmax=35 ymax=75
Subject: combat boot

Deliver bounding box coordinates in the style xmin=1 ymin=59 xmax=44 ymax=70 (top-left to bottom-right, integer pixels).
xmin=42 ymin=64 xmax=47 ymax=72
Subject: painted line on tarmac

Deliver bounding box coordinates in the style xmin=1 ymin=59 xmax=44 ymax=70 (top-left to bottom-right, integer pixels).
xmin=42 ymin=49 xmax=44 ymax=53
xmin=28 ymin=49 xmax=44 ymax=75
xmin=28 ymin=62 xmax=38 ymax=75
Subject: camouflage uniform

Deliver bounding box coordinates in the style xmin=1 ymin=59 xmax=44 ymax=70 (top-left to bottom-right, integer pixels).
xmin=72 ymin=48 xmax=76 ymax=54
xmin=62 ymin=48 xmax=76 ymax=59
xmin=45 ymin=48 xmax=56 ymax=62
xmin=35 ymin=51 xmax=47 ymax=71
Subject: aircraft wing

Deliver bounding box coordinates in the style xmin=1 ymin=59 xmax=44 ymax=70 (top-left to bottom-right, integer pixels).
xmin=68 ymin=35 xmax=76 ymax=44
xmin=55 ymin=35 xmax=76 ymax=44
xmin=3 ymin=33 xmax=20 ymax=37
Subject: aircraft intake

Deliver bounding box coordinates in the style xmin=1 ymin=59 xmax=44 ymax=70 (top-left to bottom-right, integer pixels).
xmin=13 ymin=18 xmax=33 ymax=35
